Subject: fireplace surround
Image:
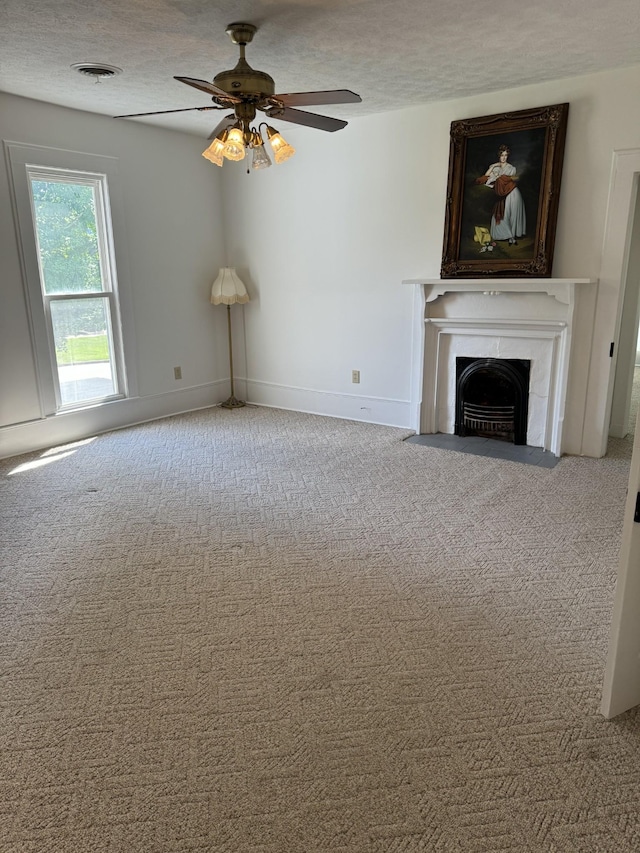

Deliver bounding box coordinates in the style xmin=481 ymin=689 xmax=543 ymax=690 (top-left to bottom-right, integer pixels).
xmin=402 ymin=278 xmax=593 ymax=456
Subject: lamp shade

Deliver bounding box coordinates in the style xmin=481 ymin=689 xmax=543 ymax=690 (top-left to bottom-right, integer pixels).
xmin=210 ymin=268 xmax=250 ymax=305
xmin=202 ymin=138 xmax=224 ymax=167
xmin=223 ymin=127 xmax=245 ymax=162
xmin=266 ymin=127 xmax=296 ymax=165
xmin=251 ymin=140 xmax=272 ymax=171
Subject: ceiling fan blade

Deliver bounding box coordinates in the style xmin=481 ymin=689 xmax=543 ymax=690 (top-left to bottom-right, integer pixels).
xmin=115 ymin=105 xmax=222 ymax=119
xmin=272 ymin=90 xmax=361 ymax=107
xmin=174 ymin=76 xmax=240 ymax=103
xmin=207 ymin=115 xmax=236 ymax=140
xmin=264 ymin=106 xmax=348 ymax=132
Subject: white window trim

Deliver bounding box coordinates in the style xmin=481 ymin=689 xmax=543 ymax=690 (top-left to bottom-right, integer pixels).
xmin=28 ymin=167 xmax=127 ymax=410
xmin=4 ymin=142 xmax=138 ymax=418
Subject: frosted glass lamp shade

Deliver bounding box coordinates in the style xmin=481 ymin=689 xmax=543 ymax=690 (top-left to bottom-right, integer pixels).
xmin=251 ymin=141 xmax=272 ymax=170
xmin=266 ymin=127 xmax=295 ymax=165
xmin=223 ymin=127 xmax=246 ymax=161
xmin=210 ymin=268 xmax=250 ymax=305
xmin=202 ymin=138 xmax=225 ymax=166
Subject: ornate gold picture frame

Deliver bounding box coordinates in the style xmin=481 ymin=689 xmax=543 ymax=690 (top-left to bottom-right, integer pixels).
xmin=441 ymin=103 xmax=569 ymax=278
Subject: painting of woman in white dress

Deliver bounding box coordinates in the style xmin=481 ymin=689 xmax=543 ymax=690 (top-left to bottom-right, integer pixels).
xmin=441 ymin=103 xmax=569 ymax=277
xmin=475 ymin=145 xmax=526 ymax=249
xmin=455 ymin=125 xmax=547 ymax=263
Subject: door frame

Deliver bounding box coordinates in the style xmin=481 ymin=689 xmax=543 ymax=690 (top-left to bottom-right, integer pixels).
xmin=609 ymin=185 xmax=640 ymax=438
xmin=599 ymin=148 xmax=640 ymax=718
xmin=582 ymin=149 xmax=640 ymax=458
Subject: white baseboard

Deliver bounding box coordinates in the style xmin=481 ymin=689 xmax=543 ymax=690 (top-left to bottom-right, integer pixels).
xmin=1 ymin=378 xmax=414 ymax=460
xmin=0 ymin=381 xmax=227 ymax=459
xmin=245 ymin=379 xmax=411 ymax=429
xmin=609 ymin=421 xmax=630 ymax=439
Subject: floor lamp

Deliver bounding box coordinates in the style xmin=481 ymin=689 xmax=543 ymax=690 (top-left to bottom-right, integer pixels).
xmin=210 ymin=267 xmax=250 ymax=409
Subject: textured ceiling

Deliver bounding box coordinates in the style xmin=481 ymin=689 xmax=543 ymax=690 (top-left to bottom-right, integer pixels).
xmin=1 ymin=0 xmax=639 ymax=138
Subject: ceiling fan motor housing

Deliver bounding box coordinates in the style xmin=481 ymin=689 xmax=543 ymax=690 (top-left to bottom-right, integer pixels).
xmin=214 ymin=61 xmax=275 ymax=99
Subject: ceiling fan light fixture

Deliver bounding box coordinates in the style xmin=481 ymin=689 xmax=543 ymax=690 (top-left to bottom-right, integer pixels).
xmin=223 ymin=126 xmax=246 ymax=161
xmin=265 ymin=126 xmax=295 ymax=165
xmin=114 ymin=24 xmax=361 ymax=173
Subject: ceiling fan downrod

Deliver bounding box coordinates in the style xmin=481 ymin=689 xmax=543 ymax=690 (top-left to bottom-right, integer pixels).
xmin=214 ymin=22 xmax=275 ymax=100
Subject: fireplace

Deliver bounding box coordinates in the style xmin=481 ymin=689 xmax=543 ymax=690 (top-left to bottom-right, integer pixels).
xmin=402 ymin=277 xmax=594 ymax=457
xmin=455 ymin=357 xmax=530 ymax=444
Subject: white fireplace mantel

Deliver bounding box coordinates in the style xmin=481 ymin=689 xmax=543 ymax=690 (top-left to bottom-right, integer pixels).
xmin=404 ymin=277 xmax=592 ymax=305
xmin=402 ymin=277 xmax=595 ymax=456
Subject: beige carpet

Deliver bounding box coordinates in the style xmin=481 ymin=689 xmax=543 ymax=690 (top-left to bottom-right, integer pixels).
xmin=1 ymin=406 xmax=639 ymax=852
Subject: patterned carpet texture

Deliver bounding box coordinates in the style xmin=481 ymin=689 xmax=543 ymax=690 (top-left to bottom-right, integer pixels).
xmin=1 ymin=406 xmax=640 ymax=852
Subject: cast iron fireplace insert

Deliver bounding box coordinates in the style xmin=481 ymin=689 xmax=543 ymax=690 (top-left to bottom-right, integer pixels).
xmin=455 ymin=357 xmax=531 ymax=445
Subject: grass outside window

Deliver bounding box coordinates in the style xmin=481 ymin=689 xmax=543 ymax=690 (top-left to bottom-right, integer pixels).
xmin=56 ymin=333 xmax=109 ymax=364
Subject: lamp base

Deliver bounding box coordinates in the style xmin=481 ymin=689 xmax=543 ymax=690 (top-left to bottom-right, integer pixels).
xmin=219 ymin=395 xmax=246 ymax=409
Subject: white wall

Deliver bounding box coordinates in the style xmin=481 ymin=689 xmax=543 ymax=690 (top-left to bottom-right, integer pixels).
xmin=222 ymin=65 xmax=640 ymax=453
xmin=2 ymin=65 xmax=640 ymax=458
xmin=0 ymin=92 xmax=229 ymax=457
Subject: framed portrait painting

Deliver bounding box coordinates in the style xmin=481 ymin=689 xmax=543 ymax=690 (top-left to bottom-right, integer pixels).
xmin=440 ymin=103 xmax=569 ymax=278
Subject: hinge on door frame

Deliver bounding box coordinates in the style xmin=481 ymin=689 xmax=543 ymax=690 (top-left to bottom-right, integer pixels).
xmin=634 ymin=492 xmax=640 ymax=523
xmin=610 ymin=342 xmax=615 ymax=357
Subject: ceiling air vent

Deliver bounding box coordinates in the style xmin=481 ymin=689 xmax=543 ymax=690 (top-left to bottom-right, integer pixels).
xmin=71 ymin=63 xmax=123 ymax=80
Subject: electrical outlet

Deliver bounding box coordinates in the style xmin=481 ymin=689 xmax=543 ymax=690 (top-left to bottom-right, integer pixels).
xmin=352 ymin=369 xmax=360 ymax=384
xmin=174 ymin=366 xmax=182 ymax=380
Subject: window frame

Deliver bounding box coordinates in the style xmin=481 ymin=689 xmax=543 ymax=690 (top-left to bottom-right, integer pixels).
xmin=5 ymin=143 xmax=138 ymax=418
xmin=28 ymin=168 xmax=126 ymax=410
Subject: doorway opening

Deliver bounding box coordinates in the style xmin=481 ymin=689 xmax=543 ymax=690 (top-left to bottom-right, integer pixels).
xmin=609 ymin=183 xmax=640 ymax=446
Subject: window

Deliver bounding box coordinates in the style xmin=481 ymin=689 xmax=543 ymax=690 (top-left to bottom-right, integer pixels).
xmin=6 ymin=143 xmax=135 ymax=418
xmin=28 ymin=172 xmax=124 ymax=408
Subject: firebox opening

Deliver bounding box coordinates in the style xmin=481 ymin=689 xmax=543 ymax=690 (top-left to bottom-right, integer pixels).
xmin=455 ymin=358 xmax=531 ymax=445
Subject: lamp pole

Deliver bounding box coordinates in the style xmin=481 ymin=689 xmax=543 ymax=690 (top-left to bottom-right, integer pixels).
xmin=220 ymin=303 xmax=245 ymax=408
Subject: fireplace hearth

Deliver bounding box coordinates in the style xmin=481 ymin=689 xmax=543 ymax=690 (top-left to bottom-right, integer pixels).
xmin=455 ymin=357 xmax=530 ymax=445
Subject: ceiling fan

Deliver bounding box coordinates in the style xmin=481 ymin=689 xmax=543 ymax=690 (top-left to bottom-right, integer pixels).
xmin=115 ymin=22 xmax=362 ymax=169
